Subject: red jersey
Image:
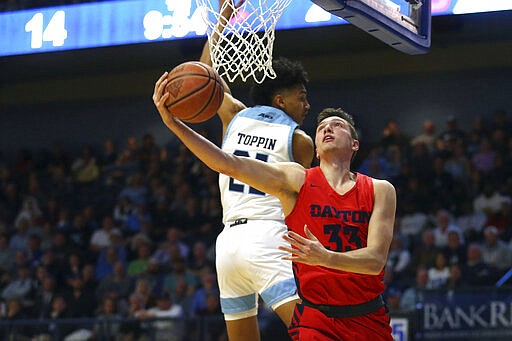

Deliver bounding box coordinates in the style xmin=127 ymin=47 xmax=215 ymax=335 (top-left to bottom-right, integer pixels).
xmin=285 ymin=167 xmax=385 ymax=306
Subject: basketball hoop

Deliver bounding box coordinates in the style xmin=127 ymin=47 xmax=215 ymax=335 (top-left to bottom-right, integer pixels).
xmin=195 ymin=0 xmax=292 ymax=84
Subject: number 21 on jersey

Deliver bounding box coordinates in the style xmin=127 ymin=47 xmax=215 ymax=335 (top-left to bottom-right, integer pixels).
xmin=228 ymin=149 xmax=269 ymax=195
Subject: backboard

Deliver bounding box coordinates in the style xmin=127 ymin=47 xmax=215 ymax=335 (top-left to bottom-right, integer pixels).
xmin=310 ymin=0 xmax=431 ymax=54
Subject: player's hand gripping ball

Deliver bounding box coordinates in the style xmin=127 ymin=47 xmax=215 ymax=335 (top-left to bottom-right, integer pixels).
xmin=164 ymin=61 xmax=225 ymax=123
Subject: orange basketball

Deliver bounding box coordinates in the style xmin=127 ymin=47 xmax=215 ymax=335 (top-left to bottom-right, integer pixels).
xmin=164 ymin=61 xmax=224 ymax=123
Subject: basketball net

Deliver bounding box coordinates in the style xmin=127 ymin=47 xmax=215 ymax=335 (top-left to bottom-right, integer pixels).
xmin=196 ymin=0 xmax=292 ymax=84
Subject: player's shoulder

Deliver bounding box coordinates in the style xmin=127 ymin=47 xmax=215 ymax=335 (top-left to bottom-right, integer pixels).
xmin=292 ymin=129 xmax=314 ymax=168
xmin=371 ymin=177 xmax=396 ymax=195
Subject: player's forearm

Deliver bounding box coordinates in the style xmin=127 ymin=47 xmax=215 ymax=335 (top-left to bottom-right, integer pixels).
xmin=323 ymin=246 xmax=387 ymax=275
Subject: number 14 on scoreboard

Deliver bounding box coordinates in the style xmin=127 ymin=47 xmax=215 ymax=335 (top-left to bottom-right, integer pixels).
xmin=25 ymin=11 xmax=68 ymax=49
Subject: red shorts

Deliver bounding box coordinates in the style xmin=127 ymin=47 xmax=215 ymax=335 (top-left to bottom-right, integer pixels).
xmin=288 ymin=303 xmax=392 ymax=341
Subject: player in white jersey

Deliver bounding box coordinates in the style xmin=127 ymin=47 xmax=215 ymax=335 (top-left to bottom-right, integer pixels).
xmin=197 ymin=2 xmax=314 ymax=339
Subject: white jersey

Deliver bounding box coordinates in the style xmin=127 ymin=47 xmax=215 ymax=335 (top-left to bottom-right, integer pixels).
xmin=219 ymin=105 xmax=298 ymax=224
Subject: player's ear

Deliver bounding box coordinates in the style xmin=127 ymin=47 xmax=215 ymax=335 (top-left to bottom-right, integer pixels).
xmin=273 ymin=94 xmax=285 ymax=110
xmin=352 ymin=139 xmax=360 ymax=153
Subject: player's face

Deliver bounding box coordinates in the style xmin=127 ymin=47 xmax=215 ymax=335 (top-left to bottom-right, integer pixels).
xmin=315 ymin=116 xmax=358 ymax=157
xmin=278 ymin=84 xmax=310 ymax=125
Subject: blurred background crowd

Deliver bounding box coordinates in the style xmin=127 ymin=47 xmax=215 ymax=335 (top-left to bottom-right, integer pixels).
xmin=0 ymin=105 xmax=511 ymax=339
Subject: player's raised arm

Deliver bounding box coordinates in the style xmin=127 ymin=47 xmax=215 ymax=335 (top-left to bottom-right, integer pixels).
xmin=199 ymin=0 xmax=247 ymax=133
xmin=153 ymin=72 xmax=304 ymax=213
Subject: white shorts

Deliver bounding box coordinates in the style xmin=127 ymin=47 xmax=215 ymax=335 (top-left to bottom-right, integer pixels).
xmin=216 ymin=219 xmax=298 ymax=320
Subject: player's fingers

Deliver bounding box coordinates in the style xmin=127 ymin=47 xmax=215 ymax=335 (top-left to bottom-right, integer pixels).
xmin=155 ymin=72 xmax=167 ymax=91
xmin=287 ymin=230 xmax=310 ymax=244
xmin=303 ymin=225 xmax=319 ymax=241
xmin=153 ymin=73 xmax=167 ymax=101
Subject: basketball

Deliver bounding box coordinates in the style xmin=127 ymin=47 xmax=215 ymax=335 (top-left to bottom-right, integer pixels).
xmin=164 ymin=61 xmax=224 ymax=123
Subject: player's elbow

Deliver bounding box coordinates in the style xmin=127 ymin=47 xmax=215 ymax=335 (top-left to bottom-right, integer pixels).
xmin=367 ymin=259 xmax=387 ymax=275
xmin=365 ymin=250 xmax=388 ymax=274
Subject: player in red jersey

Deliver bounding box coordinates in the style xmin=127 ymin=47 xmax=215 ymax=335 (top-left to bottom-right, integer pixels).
xmin=152 ymin=80 xmax=397 ymax=339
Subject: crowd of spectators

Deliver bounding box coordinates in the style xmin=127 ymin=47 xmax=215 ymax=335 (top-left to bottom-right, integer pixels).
xmin=0 ymin=108 xmax=511 ymax=339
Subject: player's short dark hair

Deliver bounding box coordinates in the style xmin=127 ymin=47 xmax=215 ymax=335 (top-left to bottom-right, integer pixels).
xmin=250 ymin=57 xmax=309 ymax=106
xmin=317 ymin=107 xmax=358 ymax=140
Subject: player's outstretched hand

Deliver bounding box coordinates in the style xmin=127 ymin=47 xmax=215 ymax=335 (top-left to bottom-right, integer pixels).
xmin=280 ymin=225 xmax=328 ymax=266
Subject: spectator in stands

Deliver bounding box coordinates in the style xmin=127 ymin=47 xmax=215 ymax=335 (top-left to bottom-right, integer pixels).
xmin=95 ymin=245 xmax=123 ymax=281
xmin=54 ymin=208 xmax=72 ymax=232
xmin=90 ymin=295 xmax=121 ymax=341
xmin=33 ymin=273 xmax=56 ymax=319
xmin=439 ymin=115 xmax=465 ymax=145
xmin=162 ymin=257 xmax=198 ymax=297
xmin=444 ymin=141 xmax=471 ymax=185
xmin=381 ymin=119 xmax=410 ymax=151
xmin=426 ymin=252 xmax=450 ymax=289
xmin=112 ymin=196 xmax=134 ymax=226
xmin=89 ymin=215 xmax=120 ymax=254
xmin=81 ymin=262 xmax=98 ymax=294
xmin=118 ymin=172 xmax=148 ymax=206
xmin=409 ymin=229 xmax=439 ymax=278
xmin=96 ymin=260 xmax=132 ymax=303
xmin=400 ymin=267 xmax=428 ymax=311
xmin=471 ymin=137 xmax=497 ymax=176
xmin=26 ymin=233 xmax=44 ymax=268
xmin=0 ymin=297 xmax=33 ymax=340
xmin=409 ymin=142 xmax=434 ymax=182
xmin=149 ymin=198 xmax=173 ymax=241
xmin=480 ymin=225 xmax=512 ymax=278
xmin=70 ymin=145 xmax=100 ymax=184
xmin=428 ymin=157 xmax=456 ymax=209
xmin=63 ymin=251 xmax=83 ymax=288
xmin=432 ymin=209 xmax=464 ymax=248
xmin=411 ymin=119 xmax=436 ymax=151
xmin=98 ymin=138 xmax=118 ymax=169
xmin=39 ymin=248 xmax=65 ymax=290
xmin=39 ymin=295 xmax=74 ymax=339
xmin=473 ymin=181 xmax=510 ymax=215
xmin=399 ymin=201 xmax=429 ymax=245
xmin=446 ymin=264 xmax=465 ymax=292
xmin=485 ymin=197 xmax=512 ymax=239
xmin=126 ymin=240 xmax=152 ymax=277
xmin=462 ymin=243 xmax=495 ymax=286
xmin=456 ymin=199 xmax=487 ymax=243
xmin=14 ymin=196 xmax=42 ymax=231
xmin=189 ymin=269 xmax=219 ymax=317
xmin=124 ymin=202 xmax=152 ymax=236
xmin=9 ymin=218 xmax=31 ymax=253
xmin=134 ymin=292 xmax=184 ymax=341
xmin=151 ymin=226 xmax=190 ymax=267
xmin=357 ymin=146 xmax=389 ymax=179
xmin=64 ymin=273 xmax=97 ymax=318
xmin=67 ymin=212 xmax=92 ymax=252
xmin=1 ymin=264 xmax=35 ymax=305
xmin=386 ymin=234 xmax=411 ymax=282
xmin=192 ymin=292 xmax=226 ymax=340
xmin=441 ymin=230 xmax=467 ymax=268
xmin=135 ymin=257 xmax=166 ymax=297
xmin=188 ymin=241 xmax=214 ymax=275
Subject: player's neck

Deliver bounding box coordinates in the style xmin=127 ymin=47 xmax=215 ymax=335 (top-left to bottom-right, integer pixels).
xmin=320 ymin=158 xmax=355 ymax=190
